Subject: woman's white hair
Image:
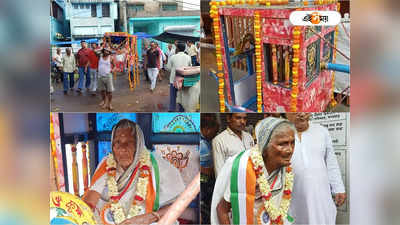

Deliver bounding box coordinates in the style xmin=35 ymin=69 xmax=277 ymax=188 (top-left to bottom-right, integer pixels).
xmin=265 ymin=122 xmax=295 ymax=150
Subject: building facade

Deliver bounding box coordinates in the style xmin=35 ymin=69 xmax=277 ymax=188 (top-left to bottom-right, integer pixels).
xmin=50 ymin=0 xmax=69 ymax=43
xmin=118 ymin=0 xmax=200 ymax=59
xmin=64 ymin=0 xmax=118 ymax=42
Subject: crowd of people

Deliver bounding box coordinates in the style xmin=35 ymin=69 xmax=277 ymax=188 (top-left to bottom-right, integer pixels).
xmin=200 ymin=113 xmax=347 ymax=225
xmin=141 ymin=39 xmax=200 ymax=112
xmin=51 ymin=38 xmax=200 ymax=112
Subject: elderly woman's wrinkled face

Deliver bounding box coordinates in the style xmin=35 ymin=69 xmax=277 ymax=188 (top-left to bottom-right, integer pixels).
xmin=264 ymin=128 xmax=295 ymax=168
xmin=112 ymin=127 xmax=136 ymax=170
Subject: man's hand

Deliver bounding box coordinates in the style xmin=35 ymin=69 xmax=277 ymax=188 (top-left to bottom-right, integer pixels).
xmin=119 ymin=213 xmax=155 ymax=225
xmin=334 ymin=193 xmax=346 ymax=206
xmin=85 ymin=67 xmax=88 ymax=73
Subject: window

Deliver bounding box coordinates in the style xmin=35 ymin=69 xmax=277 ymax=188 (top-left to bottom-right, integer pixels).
xmin=263 ymin=43 xmax=294 ymax=89
xmin=51 ymin=2 xmax=63 ymax=21
xmin=128 ymin=4 xmax=144 ymax=12
xmin=323 ymin=32 xmax=334 ymax=64
xmin=305 ymin=39 xmax=321 ymax=84
xmin=91 ymin=4 xmax=97 ymax=17
xmin=85 ymin=4 xmax=90 ymax=9
xmin=79 ymin=4 xmax=84 ymax=9
xmin=161 ymin=3 xmax=177 ymax=11
xmin=73 ymin=4 xmax=78 ymax=9
xmin=102 ymin=3 xmax=110 ymax=17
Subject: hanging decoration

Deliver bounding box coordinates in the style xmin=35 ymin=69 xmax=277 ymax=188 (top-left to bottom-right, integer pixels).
xmin=210 ymin=1 xmax=226 ymax=112
xmin=253 ymin=11 xmax=263 ymax=112
xmin=290 ymin=26 xmax=301 ymax=112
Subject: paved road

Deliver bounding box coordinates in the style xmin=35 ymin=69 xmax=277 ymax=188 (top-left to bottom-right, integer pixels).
xmin=51 ymin=70 xmax=170 ymax=112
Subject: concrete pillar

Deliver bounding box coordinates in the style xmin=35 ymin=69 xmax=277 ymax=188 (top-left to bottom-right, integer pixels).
xmin=119 ymin=0 xmax=127 ymax=32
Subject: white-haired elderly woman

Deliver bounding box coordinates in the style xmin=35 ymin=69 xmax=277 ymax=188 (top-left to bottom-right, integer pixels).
xmin=83 ymin=119 xmax=185 ymax=225
xmin=211 ymin=117 xmax=296 ymax=225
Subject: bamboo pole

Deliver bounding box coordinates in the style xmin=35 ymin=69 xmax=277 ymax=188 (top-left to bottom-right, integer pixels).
xmin=157 ymin=173 xmax=200 ymax=225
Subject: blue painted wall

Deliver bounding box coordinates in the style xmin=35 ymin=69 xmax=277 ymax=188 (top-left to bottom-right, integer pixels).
xmin=50 ymin=17 xmax=65 ymax=43
xmin=129 ymin=16 xmax=200 ymax=59
xmin=50 ymin=0 xmax=68 ymax=44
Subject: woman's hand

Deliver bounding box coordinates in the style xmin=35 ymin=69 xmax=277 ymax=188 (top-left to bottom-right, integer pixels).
xmin=119 ymin=213 xmax=155 ymax=225
xmin=217 ymin=198 xmax=232 ymax=224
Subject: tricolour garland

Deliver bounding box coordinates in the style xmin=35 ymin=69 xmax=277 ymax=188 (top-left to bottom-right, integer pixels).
xmin=230 ymin=149 xmax=294 ymax=225
xmin=105 ymin=151 xmax=152 ymax=224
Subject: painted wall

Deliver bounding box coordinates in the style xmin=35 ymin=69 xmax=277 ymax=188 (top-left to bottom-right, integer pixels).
xmin=65 ymin=2 xmax=118 ymax=41
xmin=50 ymin=0 xmax=68 ymax=43
xmin=310 ymin=113 xmax=350 ymax=225
xmin=129 ymin=16 xmax=200 ymax=59
xmin=50 ymin=17 xmax=66 ymax=43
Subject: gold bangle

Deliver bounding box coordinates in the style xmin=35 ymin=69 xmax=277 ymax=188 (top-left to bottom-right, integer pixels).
xmin=151 ymin=211 xmax=161 ymax=221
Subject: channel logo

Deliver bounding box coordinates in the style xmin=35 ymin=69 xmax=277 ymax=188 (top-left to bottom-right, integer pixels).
xmin=289 ymin=11 xmax=341 ymax=26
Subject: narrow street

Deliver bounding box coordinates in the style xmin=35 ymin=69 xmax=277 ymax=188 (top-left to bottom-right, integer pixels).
xmin=51 ymin=70 xmax=170 ymax=112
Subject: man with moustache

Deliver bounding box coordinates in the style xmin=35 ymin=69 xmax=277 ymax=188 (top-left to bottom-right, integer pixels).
xmin=212 ymin=113 xmax=254 ymax=177
xmin=286 ymin=113 xmax=346 ymax=225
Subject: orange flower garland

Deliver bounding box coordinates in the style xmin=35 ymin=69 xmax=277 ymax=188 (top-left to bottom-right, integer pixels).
xmin=208 ymin=0 xmax=291 ymax=7
xmin=254 ymin=11 xmax=263 ymax=112
xmin=210 ymin=1 xmax=226 ymax=112
xmin=290 ymin=26 xmax=301 ymax=112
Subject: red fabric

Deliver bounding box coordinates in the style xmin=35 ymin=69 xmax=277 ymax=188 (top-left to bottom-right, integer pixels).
xmin=88 ymin=50 xmax=99 ymax=69
xmin=77 ymin=48 xmax=92 ymax=67
xmin=177 ymin=218 xmax=194 ymax=224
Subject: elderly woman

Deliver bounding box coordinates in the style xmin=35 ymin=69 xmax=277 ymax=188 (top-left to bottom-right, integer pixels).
xmin=211 ymin=117 xmax=296 ymax=225
xmin=83 ymin=119 xmax=185 ymax=225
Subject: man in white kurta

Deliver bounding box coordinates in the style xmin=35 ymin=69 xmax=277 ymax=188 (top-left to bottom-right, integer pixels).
xmin=287 ymin=113 xmax=346 ymax=225
xmin=212 ymin=113 xmax=254 ymax=176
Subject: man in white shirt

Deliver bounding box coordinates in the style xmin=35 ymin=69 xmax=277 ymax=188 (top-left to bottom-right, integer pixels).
xmin=53 ymin=48 xmax=63 ymax=83
xmin=166 ymin=41 xmax=192 ymax=112
xmin=186 ymin=41 xmax=199 ymax=66
xmin=286 ymin=113 xmax=346 ymax=225
xmin=165 ymin=43 xmax=175 ymax=64
xmin=212 ymin=113 xmax=255 ymax=176
xmin=61 ymin=48 xmax=76 ymax=95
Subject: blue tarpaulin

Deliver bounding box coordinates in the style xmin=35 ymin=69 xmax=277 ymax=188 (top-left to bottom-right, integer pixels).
xmin=133 ymin=32 xmax=155 ymax=39
xmin=50 ymin=38 xmax=99 ymax=46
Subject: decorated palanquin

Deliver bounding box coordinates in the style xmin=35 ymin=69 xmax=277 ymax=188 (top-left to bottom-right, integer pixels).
xmin=50 ymin=191 xmax=96 ymax=225
xmin=102 ymin=32 xmax=139 ymax=91
xmin=209 ymin=0 xmax=341 ymax=112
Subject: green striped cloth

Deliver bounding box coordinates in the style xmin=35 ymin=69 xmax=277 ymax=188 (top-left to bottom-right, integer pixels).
xmin=183 ymin=74 xmax=200 ymax=87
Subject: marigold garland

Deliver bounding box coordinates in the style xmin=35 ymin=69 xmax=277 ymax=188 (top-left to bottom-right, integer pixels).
xmin=210 ymin=1 xmax=226 ymax=112
xmin=210 ymin=0 xmax=336 ymax=112
xmin=253 ymin=11 xmax=263 ymax=112
xmin=290 ymin=26 xmax=301 ymax=112
xmin=250 ymin=149 xmax=294 ymax=225
xmin=106 ymin=151 xmax=151 ymax=224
